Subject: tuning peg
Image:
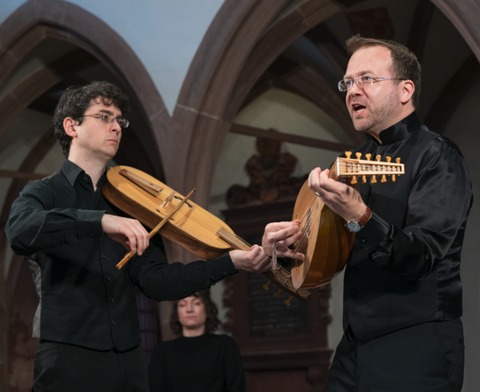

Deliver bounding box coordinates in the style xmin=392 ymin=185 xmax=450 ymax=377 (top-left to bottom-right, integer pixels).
xmin=381 ymin=174 xmax=387 ymax=183
xmin=351 ymin=176 xmax=358 ymax=185
xmin=284 ymin=296 xmax=293 ymax=307
xmin=262 ymin=280 xmax=271 ymax=291
xmin=392 ymin=175 xmax=396 ymax=182
xmin=362 ymin=175 xmax=367 ymax=183
xmin=365 ymin=153 xmax=372 ymax=160
xmin=371 ymin=175 xmax=377 ymax=184
xmin=345 ymin=151 xmax=352 ymax=159
xmin=376 ymin=154 xmax=381 ymax=161
xmin=386 ymin=156 xmax=392 ymax=163
xmin=396 ymin=157 xmax=401 ymax=163
xmin=356 ymin=152 xmax=362 ymax=159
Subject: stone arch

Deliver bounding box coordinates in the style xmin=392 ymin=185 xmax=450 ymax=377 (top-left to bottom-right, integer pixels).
xmin=432 ymin=0 xmax=480 ymax=61
xmin=171 ymin=0 xmax=479 ymax=207
xmin=168 ymin=0 xmax=351 ymax=204
xmin=0 ymin=0 xmax=166 ymax=174
xmin=0 ymin=1 xmax=167 ymax=389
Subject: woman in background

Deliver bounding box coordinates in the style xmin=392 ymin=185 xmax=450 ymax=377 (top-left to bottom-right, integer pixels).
xmin=148 ymin=290 xmax=245 ymax=392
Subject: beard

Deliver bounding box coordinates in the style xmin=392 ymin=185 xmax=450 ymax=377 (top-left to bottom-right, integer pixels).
xmin=350 ymin=89 xmax=400 ymax=135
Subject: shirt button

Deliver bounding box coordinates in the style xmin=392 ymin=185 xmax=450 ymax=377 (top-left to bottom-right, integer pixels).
xmin=104 ymin=274 xmax=111 ymax=281
xmin=111 ymin=320 xmax=117 ymax=326
xmin=109 ymin=297 xmax=115 ymax=303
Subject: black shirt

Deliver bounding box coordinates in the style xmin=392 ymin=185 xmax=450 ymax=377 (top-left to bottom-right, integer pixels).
xmin=343 ymin=113 xmax=473 ymax=342
xmin=149 ymin=334 xmax=245 ymax=392
xmin=5 ymin=160 xmax=237 ymax=351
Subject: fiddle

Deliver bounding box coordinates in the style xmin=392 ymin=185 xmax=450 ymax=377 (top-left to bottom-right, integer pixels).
xmin=102 ymin=166 xmax=242 ymax=261
xmin=102 ymin=165 xmax=310 ymax=299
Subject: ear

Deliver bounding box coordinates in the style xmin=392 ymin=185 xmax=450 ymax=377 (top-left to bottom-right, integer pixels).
xmin=399 ymin=80 xmax=415 ymax=104
xmin=63 ymin=117 xmax=78 ymax=137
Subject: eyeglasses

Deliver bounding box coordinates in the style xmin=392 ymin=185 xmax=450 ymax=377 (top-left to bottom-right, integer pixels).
xmin=82 ymin=113 xmax=130 ymax=129
xmin=338 ymin=76 xmax=406 ymax=92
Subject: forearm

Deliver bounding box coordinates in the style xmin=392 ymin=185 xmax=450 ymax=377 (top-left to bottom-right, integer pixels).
xmin=362 ymin=139 xmax=472 ymax=280
xmin=362 ymin=213 xmax=430 ymax=280
xmin=6 ymin=198 xmax=104 ymax=254
xmin=133 ymin=250 xmax=236 ymax=300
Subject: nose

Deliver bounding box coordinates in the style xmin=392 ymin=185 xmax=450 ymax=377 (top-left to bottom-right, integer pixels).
xmin=348 ymin=80 xmax=363 ymax=94
xmin=111 ymin=120 xmax=122 ymax=132
xmin=346 ymin=83 xmax=362 ymax=102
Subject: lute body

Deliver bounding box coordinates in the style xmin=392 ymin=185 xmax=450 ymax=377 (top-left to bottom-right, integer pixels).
xmin=290 ymin=153 xmax=405 ymax=290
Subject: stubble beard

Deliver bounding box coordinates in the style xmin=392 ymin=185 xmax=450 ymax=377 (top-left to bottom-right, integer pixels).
xmin=352 ymin=90 xmax=399 ymax=136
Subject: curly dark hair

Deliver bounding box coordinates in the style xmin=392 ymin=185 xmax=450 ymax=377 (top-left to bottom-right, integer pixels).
xmin=345 ymin=35 xmax=422 ymax=109
xmin=170 ymin=290 xmax=221 ymax=335
xmin=53 ymin=80 xmax=130 ymax=157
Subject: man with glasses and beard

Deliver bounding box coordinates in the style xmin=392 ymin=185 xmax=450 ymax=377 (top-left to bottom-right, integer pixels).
xmin=262 ymin=35 xmax=472 ymax=391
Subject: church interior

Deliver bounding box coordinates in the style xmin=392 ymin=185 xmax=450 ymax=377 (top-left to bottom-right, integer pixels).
xmin=0 ymin=1 xmax=479 ymax=391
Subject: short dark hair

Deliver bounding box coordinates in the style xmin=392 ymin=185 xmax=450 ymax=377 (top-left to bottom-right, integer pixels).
xmin=53 ymin=81 xmax=129 ymax=157
xmin=170 ymin=290 xmax=221 ymax=335
xmin=345 ymin=35 xmax=422 ymax=108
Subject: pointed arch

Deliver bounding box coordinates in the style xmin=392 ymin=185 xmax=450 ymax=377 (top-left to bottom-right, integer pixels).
xmin=432 ymin=0 xmax=480 ymax=61
xmin=0 ymin=2 xmax=168 ymax=388
xmin=0 ymin=0 xmax=167 ymax=174
xmin=168 ymin=0 xmax=350 ymax=203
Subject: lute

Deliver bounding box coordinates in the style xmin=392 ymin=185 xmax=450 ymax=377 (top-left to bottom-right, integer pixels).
xmin=290 ymin=152 xmax=405 ymax=290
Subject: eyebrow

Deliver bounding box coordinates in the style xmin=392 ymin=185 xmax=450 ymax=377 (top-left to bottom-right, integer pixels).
xmin=343 ymin=71 xmax=372 ymax=79
xmin=96 ymin=108 xmax=124 ymax=118
xmin=97 ymin=109 xmax=115 ymax=115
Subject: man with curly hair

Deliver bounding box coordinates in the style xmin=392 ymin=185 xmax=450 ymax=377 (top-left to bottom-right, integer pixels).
xmin=5 ymin=81 xmax=291 ymax=391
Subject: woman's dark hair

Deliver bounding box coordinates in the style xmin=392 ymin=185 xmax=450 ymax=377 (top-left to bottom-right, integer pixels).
xmin=170 ymin=289 xmax=221 ymax=335
xmin=345 ymin=35 xmax=422 ymax=109
xmin=53 ymin=80 xmax=129 ymax=157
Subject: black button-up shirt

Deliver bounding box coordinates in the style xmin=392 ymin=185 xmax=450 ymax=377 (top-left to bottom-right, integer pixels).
xmin=6 ymin=160 xmax=236 ymax=351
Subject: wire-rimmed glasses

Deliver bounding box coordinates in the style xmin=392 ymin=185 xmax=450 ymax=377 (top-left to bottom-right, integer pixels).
xmin=338 ymin=76 xmax=406 ymax=92
xmin=82 ymin=113 xmax=130 ymax=129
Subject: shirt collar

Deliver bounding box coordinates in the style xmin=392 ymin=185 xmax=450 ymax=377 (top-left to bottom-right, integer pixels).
xmin=371 ymin=112 xmax=421 ymax=145
xmin=61 ymin=160 xmax=84 ymax=186
xmin=60 ymin=160 xmax=107 ymax=188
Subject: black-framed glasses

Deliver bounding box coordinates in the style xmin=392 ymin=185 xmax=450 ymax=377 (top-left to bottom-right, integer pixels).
xmin=338 ymin=76 xmax=406 ymax=92
xmin=82 ymin=113 xmax=130 ymax=129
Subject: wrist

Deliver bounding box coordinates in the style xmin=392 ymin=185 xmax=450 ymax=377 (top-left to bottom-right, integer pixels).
xmin=345 ymin=206 xmax=372 ymax=233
